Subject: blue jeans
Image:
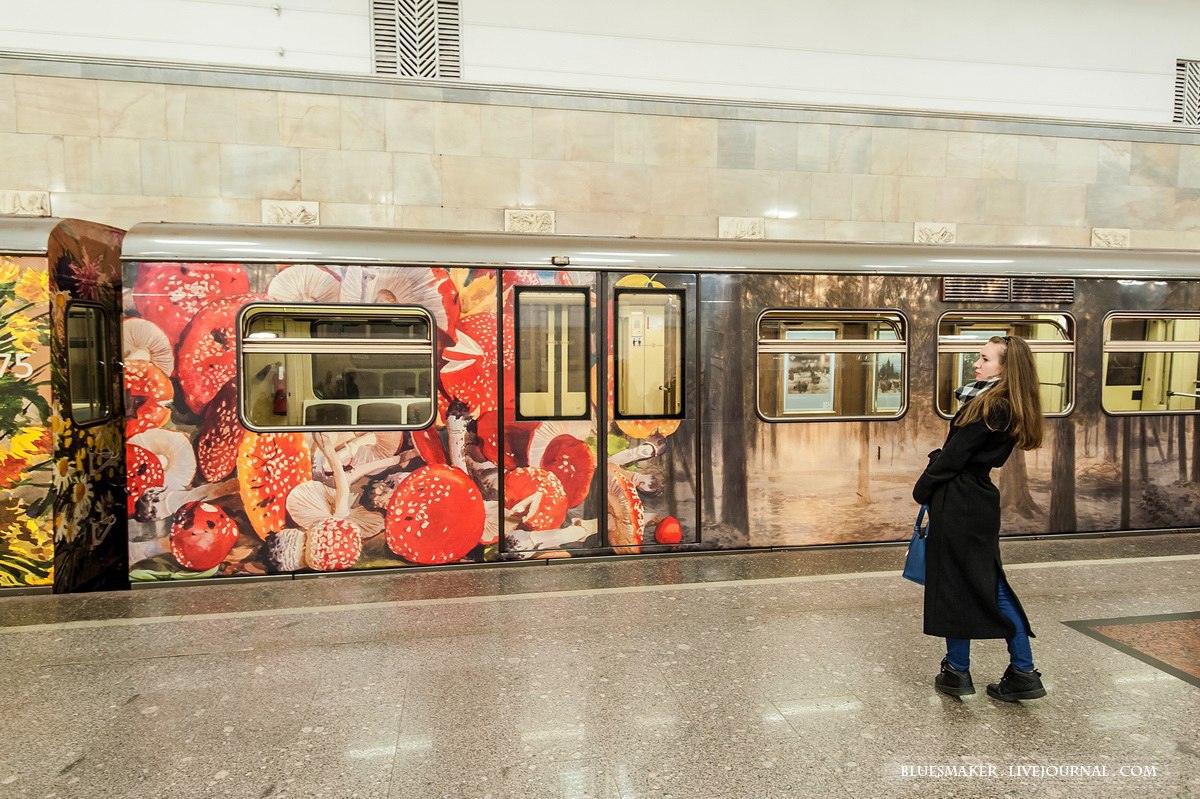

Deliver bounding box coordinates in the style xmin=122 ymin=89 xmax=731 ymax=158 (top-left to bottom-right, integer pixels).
xmin=945 ymin=577 xmax=1034 ymax=672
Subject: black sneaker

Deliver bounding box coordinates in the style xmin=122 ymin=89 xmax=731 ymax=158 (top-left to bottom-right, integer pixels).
xmin=986 ymin=664 xmax=1046 ymax=701
xmin=934 ymin=658 xmax=975 ymax=696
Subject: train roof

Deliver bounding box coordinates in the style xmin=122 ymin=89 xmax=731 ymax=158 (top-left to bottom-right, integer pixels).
xmin=0 ymin=217 xmax=60 ymax=255
xmin=118 ymin=222 xmax=1199 ymax=280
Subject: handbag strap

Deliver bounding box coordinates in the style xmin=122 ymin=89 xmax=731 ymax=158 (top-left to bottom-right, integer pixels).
xmin=914 ymin=504 xmax=929 ymax=540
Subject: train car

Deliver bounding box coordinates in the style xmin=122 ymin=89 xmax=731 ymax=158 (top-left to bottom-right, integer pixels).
xmin=0 ymin=217 xmax=126 ymax=593
xmin=119 ymin=223 xmax=1200 ymax=584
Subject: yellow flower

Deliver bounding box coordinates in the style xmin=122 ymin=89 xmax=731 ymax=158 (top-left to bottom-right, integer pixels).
xmin=4 ymin=313 xmax=41 ymax=352
xmin=14 ymin=269 xmax=48 ymax=304
xmin=6 ymin=427 xmax=45 ymax=460
xmin=0 ymin=258 xmax=20 ymax=284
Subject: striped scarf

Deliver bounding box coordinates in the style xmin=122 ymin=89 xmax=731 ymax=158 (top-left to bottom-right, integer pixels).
xmin=954 ymin=376 xmax=1000 ymax=403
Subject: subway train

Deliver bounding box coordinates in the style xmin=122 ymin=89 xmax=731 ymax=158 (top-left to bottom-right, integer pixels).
xmin=2 ymin=218 xmax=1199 ymax=592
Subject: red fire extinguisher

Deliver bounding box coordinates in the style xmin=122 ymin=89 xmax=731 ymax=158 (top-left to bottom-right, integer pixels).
xmin=272 ymin=363 xmax=287 ymax=415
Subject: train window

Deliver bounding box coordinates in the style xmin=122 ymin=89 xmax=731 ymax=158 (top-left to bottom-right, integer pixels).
xmin=65 ymin=303 xmax=112 ymax=426
xmin=757 ymin=310 xmax=907 ymax=421
xmin=614 ymin=289 xmax=684 ymax=419
xmin=936 ymin=313 xmax=1074 ymax=418
xmin=1102 ymin=313 xmax=1200 ymax=414
xmin=515 ymin=288 xmax=590 ymax=420
xmin=239 ymin=304 xmax=434 ymax=430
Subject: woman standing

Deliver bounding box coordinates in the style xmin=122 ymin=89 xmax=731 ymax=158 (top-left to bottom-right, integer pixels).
xmin=913 ymin=335 xmax=1046 ymax=701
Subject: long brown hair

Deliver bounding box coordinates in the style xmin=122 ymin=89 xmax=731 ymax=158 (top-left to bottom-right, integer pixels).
xmin=955 ymin=335 xmax=1044 ymax=450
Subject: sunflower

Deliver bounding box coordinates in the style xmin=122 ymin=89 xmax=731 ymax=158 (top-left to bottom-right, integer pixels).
xmin=0 ymin=258 xmax=20 ymax=285
xmin=14 ymin=268 xmax=48 ymax=304
xmin=3 ymin=313 xmax=41 ymax=352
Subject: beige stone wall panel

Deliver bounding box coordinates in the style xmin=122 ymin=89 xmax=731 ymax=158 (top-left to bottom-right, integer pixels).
xmin=141 ymin=141 xmax=220 ymax=197
xmin=946 ymin=132 xmax=983 ymax=178
xmin=776 ymin=172 xmax=814 ymax=221
xmin=219 ymin=145 xmax=300 ymax=200
xmin=1026 ymin=183 xmax=1088 ymax=228
xmin=15 ymin=77 xmax=98 ymax=136
xmin=1086 ymin=184 xmax=1175 ymax=229
xmin=0 ymin=75 xmax=14 ymax=132
xmin=566 ymin=110 xmax=615 ymax=163
xmin=710 ymin=169 xmax=779 ymax=218
xmin=934 ymin=179 xmax=987 ymax=225
xmin=392 ymin=153 xmax=442 ymax=207
xmin=434 ymin=103 xmax=482 ymax=157
xmin=678 ymin=117 xmax=718 ymax=169
xmin=906 ymin=129 xmax=948 ymax=177
xmin=99 ymin=82 xmax=166 ymax=140
xmin=519 ymin=159 xmax=591 ymax=211
xmin=301 ymin=149 xmax=393 ymax=204
xmin=811 ymin=173 xmax=853 ymax=220
xmin=441 ymin=156 xmax=519 ymax=208
xmin=829 ymin=126 xmax=870 ymax=173
xmin=1097 ymin=140 xmax=1132 ymax=185
xmin=1131 ymin=142 xmax=1180 ymax=188
xmin=339 ymin=96 xmax=386 ymax=151
xmin=166 ymin=86 xmax=237 ymax=143
xmin=981 ymin=134 xmax=1019 ymax=180
xmin=384 ymin=100 xmax=434 ymax=154
xmin=869 ymin=128 xmax=908 ymax=176
xmin=0 ymin=132 xmax=56 ymax=190
xmin=234 ymin=90 xmax=281 ymax=146
xmin=649 ymin=166 xmax=709 ymax=216
xmin=279 ymin=93 xmax=340 ymax=149
xmin=481 ymin=106 xmax=533 ymax=159
xmin=589 ymin=163 xmax=651 ymax=214
xmin=92 ymin=138 xmax=142 ymax=195
xmin=1178 ymin=146 xmax=1200 ymax=189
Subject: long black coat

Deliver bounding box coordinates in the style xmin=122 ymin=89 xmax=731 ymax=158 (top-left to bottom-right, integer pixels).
xmin=913 ymin=401 xmax=1034 ymax=640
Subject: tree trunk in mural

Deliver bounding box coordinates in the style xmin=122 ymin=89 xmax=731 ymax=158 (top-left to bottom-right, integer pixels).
xmin=1192 ymin=417 xmax=1200 ymax=483
xmin=857 ymin=424 xmax=871 ymax=504
xmin=1120 ymin=417 xmax=1132 ymax=528
xmin=1139 ymin=417 xmax=1149 ymax=483
xmin=719 ymin=280 xmax=749 ymax=532
xmin=1049 ymin=419 xmax=1077 ymax=532
xmin=1178 ymin=415 xmax=1188 ymax=483
xmin=1000 ymin=450 xmax=1041 ymax=518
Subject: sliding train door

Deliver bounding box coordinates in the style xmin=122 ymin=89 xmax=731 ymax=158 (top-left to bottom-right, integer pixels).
xmin=500 ymin=270 xmax=698 ymax=557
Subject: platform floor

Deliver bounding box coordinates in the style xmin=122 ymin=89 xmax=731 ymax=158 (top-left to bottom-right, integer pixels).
xmin=1 ymin=532 xmax=1198 ymax=799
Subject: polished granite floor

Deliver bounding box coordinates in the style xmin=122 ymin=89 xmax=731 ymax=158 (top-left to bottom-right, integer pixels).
xmin=1 ymin=532 xmax=1198 ymax=798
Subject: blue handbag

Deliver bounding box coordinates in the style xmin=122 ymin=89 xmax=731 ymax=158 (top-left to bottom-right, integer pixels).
xmin=902 ymin=504 xmax=929 ymax=585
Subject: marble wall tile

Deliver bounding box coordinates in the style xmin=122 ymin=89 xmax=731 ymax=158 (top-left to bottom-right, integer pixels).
xmin=400 ymin=205 xmax=503 ymax=231
xmin=613 ymin=115 xmax=645 ymax=164
xmin=519 ymin=159 xmax=591 ymax=210
xmin=796 ymin=124 xmax=830 ymax=173
xmin=1085 ymin=184 xmax=1175 ymax=229
xmin=851 ymin=174 xmax=885 ymax=221
xmin=954 ymin=224 xmax=1000 ymax=245
xmin=679 ymin=117 xmax=718 ymax=168
xmin=279 ymin=93 xmax=341 ymax=149
xmin=825 ymin=221 xmax=906 ymax=242
xmin=141 ymin=141 xmax=220 ymax=198
xmin=60 ymin=136 xmax=94 ymax=192
xmin=710 ymin=169 xmax=779 ymax=217
xmin=811 ymin=173 xmax=853 ymax=220
xmin=392 ymin=153 xmax=442 ymax=206
xmin=644 ymin=116 xmax=681 ymax=166
xmin=166 ymin=86 xmax=237 ymax=143
xmin=895 ymin=176 xmax=937 ymax=222
xmin=98 ymin=82 xmax=166 ymax=139
xmin=318 ymin=202 xmax=393 ymax=228
xmin=49 ymin=192 xmax=167 ymax=229
xmin=165 ymin=197 xmax=261 ymax=224
xmin=829 ymin=126 xmax=870 ymax=173
xmin=1131 ymin=142 xmax=1179 ymax=188
xmin=481 ymin=106 xmax=533 ymax=159
xmin=589 ymin=163 xmax=650 ymax=213
xmin=0 ymin=75 xmax=14 ymax=132
xmin=219 ymin=144 xmax=301 ymax=200
xmin=1130 ymin=228 xmax=1200 ymax=249
xmin=0 ymin=132 xmax=55 ymax=190
xmin=235 ymin=90 xmax=281 ymax=146
xmin=441 ymin=156 xmax=519 ymax=208
xmin=649 ymin=166 xmax=709 ymax=216
xmin=880 ymin=175 xmax=901 ymax=221
xmin=1054 ymin=138 xmax=1098 ymax=184
xmin=1018 ymin=136 xmax=1057 ymax=182
xmin=755 ymin=122 xmax=796 ymax=171
xmin=946 ymin=132 xmax=982 ymax=178
xmin=566 ymin=111 xmax=614 ymax=162
xmin=934 ymin=179 xmax=986 ymax=224
xmin=1174 ymin=189 xmax=1200 ymax=231
xmin=717 ymin=119 xmax=756 ymax=170
xmin=776 ymin=173 xmax=813 ymax=221
xmin=764 ymin=218 xmax=825 ymax=241
xmin=980 ymin=134 xmax=1019 ymax=180
xmin=985 ymin=180 xmax=1027 ymax=225
xmin=1177 ymin=146 xmax=1200 ymax=190
xmin=869 ymin=128 xmax=907 ymax=176
xmin=340 ymin=96 xmax=386 ymax=151
xmin=554 ymin=210 xmax=640 ymax=236
xmin=301 ymin=149 xmax=393 ymax=204
xmin=385 ymin=100 xmax=434 ymax=153
xmin=531 ymin=108 xmax=568 ymax=160
xmin=906 ymin=129 xmax=947 ymax=177
xmin=434 ymin=103 xmax=481 ymax=156
xmin=15 ymin=76 xmax=98 ymax=136
xmin=1097 ymin=140 xmax=1132 ymax=185
xmin=1026 ymin=182 xmax=1087 ymax=227
xmin=636 ymin=214 xmax=715 ymax=238
xmin=997 ymin=224 xmax=1090 ymax=247
xmin=91 ymin=138 xmax=142 ymax=195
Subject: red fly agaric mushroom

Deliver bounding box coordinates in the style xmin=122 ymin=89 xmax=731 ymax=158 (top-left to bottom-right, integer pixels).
xmin=123 ymin=316 xmax=175 ymax=376
xmin=168 ymin=501 xmax=239 ymax=571
xmin=129 ymin=428 xmax=197 ymax=492
xmin=124 ymin=359 xmax=173 ymax=435
xmin=127 ymin=443 xmax=165 ymax=516
xmin=385 ymin=464 xmax=485 ymax=565
xmin=196 ymin=381 xmax=246 ymax=483
xmin=133 ymin=262 xmax=250 ymax=342
xmin=439 ymin=312 xmax=498 ymax=416
xmin=237 ymin=432 xmax=312 ymax=540
xmin=177 ymin=293 xmax=259 ymax=414
xmin=527 ymin=421 xmax=596 ymax=509
xmin=304 ymin=517 xmax=362 ymax=571
xmin=653 ymin=515 xmax=682 ymax=545
xmin=606 ymin=463 xmax=644 ymax=555
xmin=504 ymin=466 xmax=569 ymax=531
xmin=267 ymin=264 xmax=341 ymax=303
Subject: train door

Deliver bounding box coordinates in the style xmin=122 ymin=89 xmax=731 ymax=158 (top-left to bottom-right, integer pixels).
xmin=500 ymin=269 xmax=698 ymax=558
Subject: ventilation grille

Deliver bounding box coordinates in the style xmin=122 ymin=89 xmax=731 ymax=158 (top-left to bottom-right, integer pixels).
xmin=942 ymin=277 xmax=1074 ymax=304
xmin=372 ymin=0 xmax=461 ymax=78
xmin=1175 ymin=59 xmax=1200 ymax=125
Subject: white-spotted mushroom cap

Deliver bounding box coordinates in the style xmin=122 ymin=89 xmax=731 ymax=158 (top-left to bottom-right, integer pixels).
xmin=123 ymin=317 xmax=175 ymax=376
xmin=526 ymin=420 xmax=594 ymax=472
xmin=606 ymin=463 xmax=644 ymax=555
xmin=267 ymin=264 xmax=340 ymax=303
xmin=304 ymin=518 xmax=362 ymax=571
xmin=129 ymin=428 xmax=197 ymax=490
xmin=266 ymin=527 xmax=307 ymax=572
